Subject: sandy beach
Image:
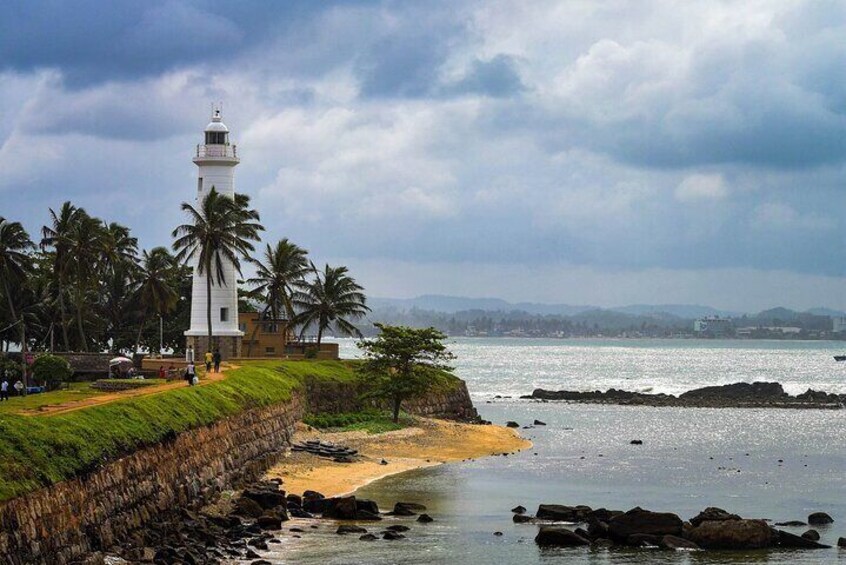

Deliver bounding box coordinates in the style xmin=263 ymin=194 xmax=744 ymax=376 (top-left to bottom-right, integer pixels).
xmin=265 ymin=418 xmax=532 ymax=498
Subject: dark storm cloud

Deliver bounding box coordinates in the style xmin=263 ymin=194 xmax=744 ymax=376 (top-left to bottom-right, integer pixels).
xmin=0 ymin=1 xmax=331 ymax=87
xmin=442 ymin=55 xmax=525 ymax=97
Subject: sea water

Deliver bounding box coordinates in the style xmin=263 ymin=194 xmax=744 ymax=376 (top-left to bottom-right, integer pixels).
xmin=260 ymin=338 xmax=846 ymax=564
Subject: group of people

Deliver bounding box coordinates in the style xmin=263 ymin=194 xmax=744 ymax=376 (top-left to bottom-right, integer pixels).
xmin=179 ymin=346 xmax=223 ymax=387
xmin=0 ymin=377 xmax=26 ymax=401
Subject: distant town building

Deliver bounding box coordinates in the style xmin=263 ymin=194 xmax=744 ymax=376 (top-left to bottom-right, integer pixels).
xmin=833 ymin=317 xmax=846 ymax=334
xmin=693 ymin=316 xmax=732 ymax=336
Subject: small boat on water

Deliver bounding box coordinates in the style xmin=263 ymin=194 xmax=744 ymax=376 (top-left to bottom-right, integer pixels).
xmin=835 ymin=355 xmax=846 ymax=362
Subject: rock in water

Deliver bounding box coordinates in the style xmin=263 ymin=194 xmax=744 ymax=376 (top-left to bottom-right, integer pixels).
xmin=383 ymin=531 xmax=406 ymax=540
xmin=662 ymin=535 xmax=700 ymax=550
xmin=533 ymin=420 xmax=547 ymax=426
xmin=356 ymin=499 xmax=380 ymax=515
xmin=417 ymin=514 xmax=434 ymax=523
xmin=802 ymin=529 xmax=820 ymax=541
xmin=534 ymin=527 xmax=591 ymax=546
xmin=393 ymin=502 xmax=426 ymax=516
xmin=689 ymin=507 xmax=741 ymax=527
xmin=630 ymin=440 xmax=643 ymax=445
xmin=808 ymin=512 xmax=834 ymax=525
xmin=337 ymin=525 xmax=368 ymax=535
xmin=322 ymin=496 xmax=358 ymax=520
xmin=506 ymin=421 xmax=520 ymax=428
xmin=776 ymin=529 xmax=831 ymax=549
xmin=513 ymin=514 xmax=533 ymax=523
xmin=686 ymin=519 xmax=773 ymax=550
xmin=536 ymin=504 xmax=592 ymax=522
xmin=608 ymin=508 xmax=683 ymax=541
xmin=774 ymin=520 xmax=806 ymax=526
xmin=838 ymin=537 xmax=846 ymax=548
xmin=359 ymin=534 xmax=378 ymax=541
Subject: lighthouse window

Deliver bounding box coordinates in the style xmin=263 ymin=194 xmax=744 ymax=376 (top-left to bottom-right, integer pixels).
xmin=197 ymin=177 xmax=203 ymax=192
xmin=220 ymin=307 xmax=229 ymax=322
xmin=205 ymin=131 xmax=227 ymax=145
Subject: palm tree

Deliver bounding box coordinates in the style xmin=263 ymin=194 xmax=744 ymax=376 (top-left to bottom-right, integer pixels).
xmin=0 ymin=218 xmax=35 ymax=389
xmin=245 ymin=239 xmax=309 ymax=356
xmin=40 ymin=202 xmax=79 ymax=350
xmin=293 ymin=264 xmax=370 ymax=347
xmin=64 ymin=213 xmax=106 ymax=351
xmin=134 ymin=247 xmax=179 ymax=353
xmin=172 ymin=187 xmax=264 ymax=348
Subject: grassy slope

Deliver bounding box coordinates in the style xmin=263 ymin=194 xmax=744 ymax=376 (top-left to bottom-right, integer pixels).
xmin=0 ymin=383 xmax=101 ymax=414
xmin=0 ymin=360 xmax=461 ymax=503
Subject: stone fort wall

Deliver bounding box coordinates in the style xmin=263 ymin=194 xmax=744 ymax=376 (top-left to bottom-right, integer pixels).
xmin=0 ymin=377 xmax=477 ymax=564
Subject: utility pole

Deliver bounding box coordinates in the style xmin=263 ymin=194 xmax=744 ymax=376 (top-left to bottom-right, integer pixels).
xmin=21 ymin=322 xmax=27 ymax=396
xmin=159 ymin=315 xmax=164 ymax=358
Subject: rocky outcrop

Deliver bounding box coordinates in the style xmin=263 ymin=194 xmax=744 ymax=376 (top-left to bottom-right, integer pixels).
xmin=523 ymin=502 xmax=836 ymax=552
xmin=525 ymin=381 xmax=845 ymax=409
xmin=607 ymin=508 xmax=683 ymax=541
xmin=686 ymin=519 xmax=773 ymax=549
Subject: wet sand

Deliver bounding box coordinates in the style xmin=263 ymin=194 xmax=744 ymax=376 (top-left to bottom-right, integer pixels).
xmin=266 ymin=418 xmax=532 ymax=497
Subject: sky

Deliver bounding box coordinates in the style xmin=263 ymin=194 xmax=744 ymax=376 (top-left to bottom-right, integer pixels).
xmin=2 ymin=0 xmax=846 ymax=312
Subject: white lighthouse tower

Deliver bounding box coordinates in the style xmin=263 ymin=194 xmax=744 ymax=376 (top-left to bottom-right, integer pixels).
xmin=184 ymin=108 xmax=243 ymax=358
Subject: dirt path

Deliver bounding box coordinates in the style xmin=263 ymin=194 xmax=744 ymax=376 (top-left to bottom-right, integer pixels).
xmin=18 ymin=364 xmax=236 ymax=417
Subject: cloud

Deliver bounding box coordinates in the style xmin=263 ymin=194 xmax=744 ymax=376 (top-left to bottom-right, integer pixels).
xmin=443 ymin=54 xmax=526 ymax=97
xmin=4 ymin=0 xmax=846 ymax=310
xmin=751 ymin=202 xmax=835 ymax=232
xmin=675 ymin=174 xmax=728 ymax=203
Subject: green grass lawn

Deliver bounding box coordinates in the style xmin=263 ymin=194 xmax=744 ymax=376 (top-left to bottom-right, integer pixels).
xmin=0 ymin=382 xmax=103 ymax=414
xmin=303 ymin=409 xmax=412 ymax=434
xmin=0 ymin=359 xmax=463 ymax=502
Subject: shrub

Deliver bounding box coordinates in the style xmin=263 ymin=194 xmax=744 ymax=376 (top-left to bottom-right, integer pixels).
xmin=0 ymin=358 xmax=22 ymax=381
xmin=31 ymin=355 xmax=73 ymax=390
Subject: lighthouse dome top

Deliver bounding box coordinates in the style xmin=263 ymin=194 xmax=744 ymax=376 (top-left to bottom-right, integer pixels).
xmin=205 ymin=109 xmax=229 ymax=133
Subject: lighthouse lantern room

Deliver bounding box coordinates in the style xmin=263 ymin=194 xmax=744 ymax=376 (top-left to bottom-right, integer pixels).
xmin=184 ymin=108 xmax=243 ymax=359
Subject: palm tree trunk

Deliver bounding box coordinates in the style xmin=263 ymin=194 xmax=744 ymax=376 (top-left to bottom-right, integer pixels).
xmin=135 ymin=310 xmax=147 ymax=354
xmin=75 ymin=288 xmax=88 ymax=352
xmin=57 ymin=283 xmax=70 ymax=351
xmin=206 ymin=270 xmax=213 ymax=352
xmin=3 ymin=279 xmax=26 ymax=396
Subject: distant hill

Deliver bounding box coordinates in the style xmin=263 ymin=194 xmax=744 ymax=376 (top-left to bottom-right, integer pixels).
xmin=609 ymin=304 xmax=741 ymax=319
xmin=368 ymin=295 xmax=596 ymax=316
xmin=369 ymin=295 xmax=844 ymax=323
xmin=806 ymin=307 xmax=846 ymax=318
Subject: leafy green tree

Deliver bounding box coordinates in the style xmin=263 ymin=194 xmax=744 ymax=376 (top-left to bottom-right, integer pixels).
xmin=358 ymin=324 xmax=456 ymax=422
xmin=31 ymin=354 xmax=72 ymax=390
xmin=293 ymin=264 xmax=370 ymax=346
xmin=65 ymin=212 xmax=106 ymax=351
xmin=245 ymin=239 xmax=309 ymax=355
xmin=134 ymin=247 xmax=179 ymax=353
xmin=0 ymin=218 xmax=35 ymax=383
xmin=172 ymin=188 xmax=264 ymax=348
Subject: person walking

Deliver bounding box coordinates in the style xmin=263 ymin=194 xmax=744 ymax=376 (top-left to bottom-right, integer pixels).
xmin=213 ymin=349 xmax=221 ymax=373
xmin=204 ymin=350 xmax=213 ymax=373
xmin=185 ymin=361 xmax=196 ymax=386
xmin=0 ymin=378 xmax=9 ymax=401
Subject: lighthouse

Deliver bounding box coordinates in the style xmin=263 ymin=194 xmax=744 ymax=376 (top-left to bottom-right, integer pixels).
xmin=184 ymin=108 xmax=243 ymax=359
